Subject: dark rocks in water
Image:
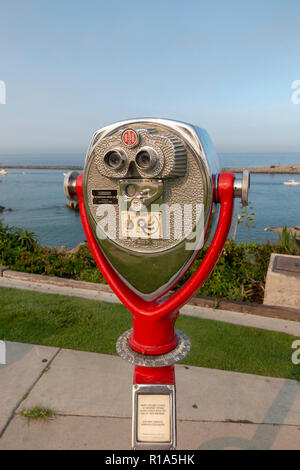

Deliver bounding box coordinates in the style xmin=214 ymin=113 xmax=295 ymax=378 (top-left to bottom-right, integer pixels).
xmin=0 ymin=206 xmax=13 ymax=213
xmin=66 ymin=200 xmax=79 ymax=211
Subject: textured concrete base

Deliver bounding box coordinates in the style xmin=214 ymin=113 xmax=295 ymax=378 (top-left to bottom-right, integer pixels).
xmin=0 ymin=415 xmax=300 ymax=450
xmin=20 ymin=349 xmax=133 ymax=418
xmin=0 ymin=415 xmax=131 ymax=450
xmin=180 ymin=419 xmax=300 ymax=450
xmin=19 ymin=349 xmax=300 ymax=426
xmin=1 ymin=343 xmax=300 ymax=450
xmin=264 ymin=253 xmax=300 ymax=309
xmin=0 ymin=343 xmax=59 ymax=436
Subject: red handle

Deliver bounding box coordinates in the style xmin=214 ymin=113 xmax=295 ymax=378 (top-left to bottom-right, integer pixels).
xmin=77 ymin=172 xmax=235 ymax=353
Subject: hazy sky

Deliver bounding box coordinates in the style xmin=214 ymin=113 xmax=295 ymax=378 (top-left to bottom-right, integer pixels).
xmin=0 ymin=0 xmax=300 ymax=153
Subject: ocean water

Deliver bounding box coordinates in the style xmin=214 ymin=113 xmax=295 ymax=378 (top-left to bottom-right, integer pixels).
xmin=0 ymin=152 xmax=299 ymax=247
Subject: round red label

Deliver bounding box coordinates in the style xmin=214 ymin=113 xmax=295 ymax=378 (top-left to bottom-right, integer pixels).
xmin=122 ymin=129 xmax=138 ymax=147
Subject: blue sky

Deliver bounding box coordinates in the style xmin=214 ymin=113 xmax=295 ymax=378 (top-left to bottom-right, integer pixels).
xmin=0 ymin=0 xmax=300 ymax=153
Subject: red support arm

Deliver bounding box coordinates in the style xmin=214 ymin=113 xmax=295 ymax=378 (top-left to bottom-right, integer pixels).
xmin=76 ymin=172 xmax=235 ymax=354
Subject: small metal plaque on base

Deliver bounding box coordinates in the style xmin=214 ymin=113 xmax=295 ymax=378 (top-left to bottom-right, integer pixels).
xmin=132 ymin=384 xmax=176 ymax=450
xmin=272 ymin=254 xmax=300 ymax=277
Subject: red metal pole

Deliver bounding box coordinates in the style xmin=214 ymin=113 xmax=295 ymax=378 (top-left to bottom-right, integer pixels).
xmin=76 ymin=171 xmax=235 ymax=449
xmin=76 ymin=172 xmax=235 ymax=355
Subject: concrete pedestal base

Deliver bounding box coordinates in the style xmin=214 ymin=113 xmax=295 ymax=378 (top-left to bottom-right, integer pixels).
xmin=264 ymin=253 xmax=300 ymax=309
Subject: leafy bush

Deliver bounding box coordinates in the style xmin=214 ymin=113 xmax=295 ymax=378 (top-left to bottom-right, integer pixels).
xmin=0 ymin=220 xmax=298 ymax=303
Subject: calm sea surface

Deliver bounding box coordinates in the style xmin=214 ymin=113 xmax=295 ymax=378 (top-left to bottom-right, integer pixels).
xmin=0 ymin=152 xmax=299 ymax=247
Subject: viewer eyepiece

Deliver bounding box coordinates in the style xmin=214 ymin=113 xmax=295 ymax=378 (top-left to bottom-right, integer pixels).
xmin=104 ymin=149 xmax=127 ymax=170
xmin=135 ymin=147 xmax=158 ymax=170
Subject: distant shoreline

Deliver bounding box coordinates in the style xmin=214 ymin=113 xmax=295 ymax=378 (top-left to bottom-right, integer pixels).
xmin=0 ymin=165 xmax=83 ymax=170
xmin=0 ymin=164 xmax=300 ymax=174
xmin=222 ymin=164 xmax=300 ymax=174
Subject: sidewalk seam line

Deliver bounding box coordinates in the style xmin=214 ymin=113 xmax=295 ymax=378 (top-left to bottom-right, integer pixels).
xmin=0 ymin=347 xmax=62 ymax=440
xmin=41 ymin=412 xmax=300 ymax=428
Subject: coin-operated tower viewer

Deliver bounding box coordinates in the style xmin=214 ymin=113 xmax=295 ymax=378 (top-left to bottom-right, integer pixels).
xmin=64 ymin=118 xmax=250 ymax=449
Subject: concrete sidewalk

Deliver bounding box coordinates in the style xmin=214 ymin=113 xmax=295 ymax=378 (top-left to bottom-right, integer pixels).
xmin=0 ymin=342 xmax=300 ymax=450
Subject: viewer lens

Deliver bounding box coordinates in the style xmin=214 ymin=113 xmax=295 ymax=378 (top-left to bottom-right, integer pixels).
xmin=135 ymin=148 xmax=157 ymax=170
xmin=136 ymin=151 xmax=150 ymax=168
xmin=104 ymin=150 xmax=126 ymax=170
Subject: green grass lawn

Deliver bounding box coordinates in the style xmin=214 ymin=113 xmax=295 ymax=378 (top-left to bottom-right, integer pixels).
xmin=0 ymin=286 xmax=299 ymax=381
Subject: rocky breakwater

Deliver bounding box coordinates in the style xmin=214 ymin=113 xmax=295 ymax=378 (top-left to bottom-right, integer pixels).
xmin=222 ymin=164 xmax=300 ymax=174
